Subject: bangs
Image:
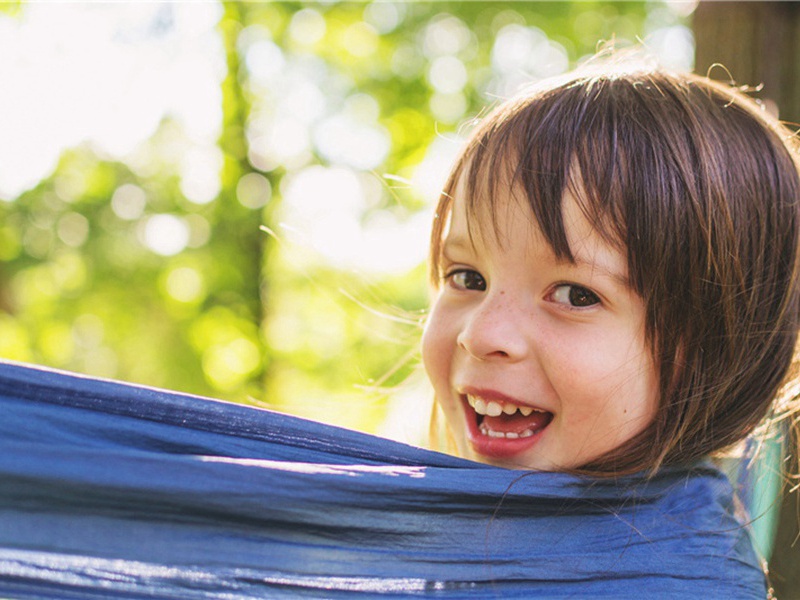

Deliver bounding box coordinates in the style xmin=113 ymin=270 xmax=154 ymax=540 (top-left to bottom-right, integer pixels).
xmin=434 ymin=75 xmax=637 ymax=291
xmin=431 ymin=72 xmax=698 ymax=304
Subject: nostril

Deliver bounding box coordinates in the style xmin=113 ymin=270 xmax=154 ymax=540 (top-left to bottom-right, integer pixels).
xmin=457 ymin=305 xmax=528 ymax=361
xmin=458 ymin=326 xmax=523 ymax=361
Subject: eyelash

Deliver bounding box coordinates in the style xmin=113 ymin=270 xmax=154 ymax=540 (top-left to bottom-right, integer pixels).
xmin=548 ymin=283 xmax=601 ymax=310
xmin=443 ymin=269 xmax=601 ymax=309
xmin=443 ymin=269 xmax=486 ymax=291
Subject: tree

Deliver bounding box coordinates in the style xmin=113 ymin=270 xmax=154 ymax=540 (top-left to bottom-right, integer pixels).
xmin=694 ymin=2 xmax=800 ymax=123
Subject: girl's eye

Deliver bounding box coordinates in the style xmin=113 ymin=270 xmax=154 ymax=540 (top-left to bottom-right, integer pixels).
xmin=550 ymin=284 xmax=600 ymax=308
xmin=446 ymin=269 xmax=486 ymax=291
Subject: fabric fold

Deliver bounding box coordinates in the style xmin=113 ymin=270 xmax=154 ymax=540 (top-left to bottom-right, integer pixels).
xmin=0 ymin=361 xmax=766 ymax=598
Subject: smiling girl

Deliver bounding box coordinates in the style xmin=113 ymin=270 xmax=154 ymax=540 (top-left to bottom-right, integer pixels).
xmin=3 ymin=47 xmax=798 ymax=599
xmin=422 ymin=61 xmax=800 ymax=478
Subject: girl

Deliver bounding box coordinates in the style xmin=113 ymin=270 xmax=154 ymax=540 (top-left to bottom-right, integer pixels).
xmin=0 ymin=57 xmax=795 ymax=600
xmin=422 ymin=60 xmax=800 ymax=475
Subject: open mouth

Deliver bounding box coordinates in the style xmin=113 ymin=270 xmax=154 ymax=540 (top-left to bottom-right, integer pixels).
xmin=462 ymin=394 xmax=553 ymax=458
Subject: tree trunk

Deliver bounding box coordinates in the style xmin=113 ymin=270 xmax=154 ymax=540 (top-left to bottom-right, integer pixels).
xmin=694 ymin=1 xmax=800 ymax=124
xmin=216 ymin=3 xmax=272 ymax=398
xmin=694 ymin=3 xmax=800 ymax=597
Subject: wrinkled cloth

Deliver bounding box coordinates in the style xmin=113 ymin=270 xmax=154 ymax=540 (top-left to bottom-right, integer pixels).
xmin=0 ymin=361 xmax=766 ymax=599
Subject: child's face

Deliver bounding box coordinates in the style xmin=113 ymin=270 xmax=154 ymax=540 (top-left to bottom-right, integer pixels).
xmin=422 ymin=177 xmax=658 ymax=471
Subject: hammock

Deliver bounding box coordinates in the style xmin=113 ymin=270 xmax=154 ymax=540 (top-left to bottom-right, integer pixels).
xmin=0 ymin=361 xmax=766 ymax=598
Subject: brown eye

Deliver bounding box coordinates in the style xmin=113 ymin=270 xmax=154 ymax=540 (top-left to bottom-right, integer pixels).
xmin=448 ymin=270 xmax=486 ymax=291
xmin=551 ymin=284 xmax=600 ymax=308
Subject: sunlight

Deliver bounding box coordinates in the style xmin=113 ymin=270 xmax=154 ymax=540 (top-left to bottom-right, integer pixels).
xmin=281 ymin=165 xmax=430 ymax=274
xmin=490 ymin=24 xmax=569 ymax=97
xmin=111 ymin=184 xmax=148 ymax=221
xmin=0 ymin=3 xmax=224 ymax=199
xmin=141 ymin=214 xmax=190 ymax=257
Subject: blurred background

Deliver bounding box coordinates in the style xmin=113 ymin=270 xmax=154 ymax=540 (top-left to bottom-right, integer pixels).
xmin=0 ymin=1 xmax=798 ymax=592
xmin=0 ymin=0 xmax=696 ymax=436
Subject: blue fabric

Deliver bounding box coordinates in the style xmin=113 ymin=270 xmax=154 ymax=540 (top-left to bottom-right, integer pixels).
xmin=0 ymin=361 xmax=766 ymax=598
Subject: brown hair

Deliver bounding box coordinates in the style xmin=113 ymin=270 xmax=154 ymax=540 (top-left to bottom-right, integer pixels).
xmin=429 ymin=63 xmax=800 ymax=475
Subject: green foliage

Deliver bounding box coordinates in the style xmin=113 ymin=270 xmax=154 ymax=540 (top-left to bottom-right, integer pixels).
xmin=0 ymin=1 xmax=680 ymax=435
xmin=0 ymin=2 xmax=22 ymax=17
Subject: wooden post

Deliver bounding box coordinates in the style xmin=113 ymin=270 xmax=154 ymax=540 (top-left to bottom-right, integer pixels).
xmin=694 ymin=1 xmax=800 ymax=124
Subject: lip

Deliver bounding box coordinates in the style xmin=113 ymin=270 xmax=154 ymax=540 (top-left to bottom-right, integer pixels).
xmin=458 ymin=387 xmax=550 ymax=460
xmin=458 ymin=386 xmax=539 ymax=407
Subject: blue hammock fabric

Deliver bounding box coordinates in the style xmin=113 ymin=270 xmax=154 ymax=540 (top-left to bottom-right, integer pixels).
xmin=0 ymin=361 xmax=766 ymax=599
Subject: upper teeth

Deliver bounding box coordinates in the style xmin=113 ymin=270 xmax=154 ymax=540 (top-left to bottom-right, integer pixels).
xmin=466 ymin=395 xmax=542 ymax=417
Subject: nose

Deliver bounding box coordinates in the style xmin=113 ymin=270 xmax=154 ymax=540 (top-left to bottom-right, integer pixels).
xmin=457 ymin=291 xmax=529 ymax=362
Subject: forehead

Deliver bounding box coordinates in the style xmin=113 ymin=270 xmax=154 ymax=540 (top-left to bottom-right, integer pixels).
xmin=447 ymin=157 xmax=536 ymax=250
xmin=446 ymin=155 xmax=590 ymax=249
xmin=445 ymin=167 xmax=630 ymax=287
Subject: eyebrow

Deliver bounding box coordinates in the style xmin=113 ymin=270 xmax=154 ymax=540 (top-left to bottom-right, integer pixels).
xmin=567 ymin=253 xmax=631 ymax=288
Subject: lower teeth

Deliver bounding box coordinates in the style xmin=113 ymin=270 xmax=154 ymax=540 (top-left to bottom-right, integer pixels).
xmin=480 ymin=424 xmax=534 ymax=439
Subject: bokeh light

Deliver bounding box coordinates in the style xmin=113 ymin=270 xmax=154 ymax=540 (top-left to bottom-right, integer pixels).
xmin=0 ymin=0 xmax=699 ymax=429
xmin=111 ymin=184 xmax=147 ymax=221
xmin=141 ymin=214 xmax=190 ymax=256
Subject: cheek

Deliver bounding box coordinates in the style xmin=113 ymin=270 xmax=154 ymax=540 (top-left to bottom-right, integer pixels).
xmin=546 ymin=328 xmax=658 ymax=420
xmin=421 ymin=303 xmax=454 ymax=387
xmin=596 ymin=350 xmax=657 ymax=430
